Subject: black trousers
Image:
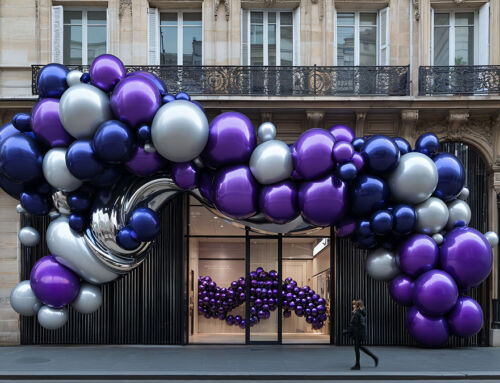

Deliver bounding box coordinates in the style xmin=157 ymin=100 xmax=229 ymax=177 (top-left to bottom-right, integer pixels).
xmin=354 ymin=338 xmax=377 ymax=365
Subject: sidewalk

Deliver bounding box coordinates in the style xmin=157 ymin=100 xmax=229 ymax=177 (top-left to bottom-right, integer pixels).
xmin=0 ymin=345 xmax=499 ymax=381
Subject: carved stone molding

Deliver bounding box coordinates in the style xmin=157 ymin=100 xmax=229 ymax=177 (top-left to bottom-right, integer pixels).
xmin=306 ymin=111 xmax=325 ymax=130
xmin=400 ymin=109 xmax=419 ymax=144
xmin=448 ymin=110 xmax=470 ymax=138
xmin=413 ymin=0 xmax=420 ymax=21
xmin=214 ymin=0 xmax=230 ymax=21
xmin=355 ymin=112 xmax=367 ymax=137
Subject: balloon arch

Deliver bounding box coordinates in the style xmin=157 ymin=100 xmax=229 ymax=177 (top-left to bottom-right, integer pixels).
xmin=2 ymin=54 xmax=497 ymax=347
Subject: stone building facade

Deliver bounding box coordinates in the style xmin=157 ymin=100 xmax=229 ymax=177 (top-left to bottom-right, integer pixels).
xmin=0 ymin=0 xmax=500 ymax=345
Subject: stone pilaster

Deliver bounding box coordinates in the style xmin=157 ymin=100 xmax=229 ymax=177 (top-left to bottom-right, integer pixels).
xmin=355 ymin=112 xmax=367 ymax=137
xmin=400 ymin=109 xmax=419 ymax=145
xmin=306 ymin=111 xmax=325 ymax=130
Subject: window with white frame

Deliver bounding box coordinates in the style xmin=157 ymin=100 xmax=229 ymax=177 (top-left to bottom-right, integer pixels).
xmin=52 ymin=6 xmax=107 ymax=65
xmin=334 ymin=8 xmax=389 ymax=66
xmin=160 ymin=12 xmax=202 ymax=65
xmin=433 ymin=12 xmax=476 ymax=65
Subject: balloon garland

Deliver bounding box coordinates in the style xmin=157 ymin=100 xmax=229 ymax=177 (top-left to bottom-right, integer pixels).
xmin=3 ymin=54 xmax=498 ymax=347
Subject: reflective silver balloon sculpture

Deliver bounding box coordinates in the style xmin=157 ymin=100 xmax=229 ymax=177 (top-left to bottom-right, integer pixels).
xmin=415 ymin=197 xmax=449 ymax=235
xmin=249 ymin=139 xmax=293 ymax=185
xmin=10 ymin=280 xmax=41 ymax=316
xmin=365 ymin=247 xmax=400 ymax=281
xmin=43 ymin=148 xmax=82 ymax=192
xmin=71 ymin=283 xmax=103 ymax=314
xmin=66 ymin=70 xmax=83 ymax=87
xmin=52 ymin=191 xmax=72 ymax=215
xmin=18 ymin=227 xmax=40 ymax=247
xmin=446 ymin=199 xmax=471 ymax=230
xmin=37 ymin=306 xmax=68 ymax=330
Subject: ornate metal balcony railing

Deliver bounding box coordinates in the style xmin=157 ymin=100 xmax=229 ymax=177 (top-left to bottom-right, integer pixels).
xmin=32 ymin=65 xmax=410 ymax=96
xmin=419 ymin=65 xmax=500 ymax=96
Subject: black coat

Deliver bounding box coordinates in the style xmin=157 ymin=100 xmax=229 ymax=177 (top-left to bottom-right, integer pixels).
xmin=347 ymin=309 xmax=367 ymax=341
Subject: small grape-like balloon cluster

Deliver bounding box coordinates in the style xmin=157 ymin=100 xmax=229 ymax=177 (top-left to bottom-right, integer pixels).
xmin=198 ymin=268 xmax=327 ymax=330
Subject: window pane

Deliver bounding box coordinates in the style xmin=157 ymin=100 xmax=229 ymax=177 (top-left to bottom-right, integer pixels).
xmin=434 ymin=26 xmax=449 ymax=65
xmin=269 ymin=22 xmax=276 ymax=66
xmin=160 ymin=13 xmax=177 ymax=26
xmin=280 ymin=25 xmax=293 ymax=65
xmin=337 ymin=26 xmax=354 ymax=66
xmin=251 ymin=21 xmax=264 ymax=65
xmin=280 ymin=12 xmax=293 ymax=26
xmin=251 ymin=12 xmax=263 ymax=24
xmin=360 ymin=26 xmax=376 ymax=65
xmin=380 ymin=12 xmax=387 ymax=46
xmin=160 ymin=26 xmax=178 ymax=65
xmin=64 ymin=11 xmax=82 ymax=25
xmin=242 ymin=12 xmax=248 ymax=65
xmin=337 ymin=13 xmax=354 ymax=26
xmin=63 ymin=25 xmax=82 ymax=65
xmin=87 ymin=25 xmax=106 ymax=64
xmin=455 ymin=12 xmax=474 ymax=26
xmin=455 ymin=26 xmax=473 ymax=65
xmin=88 ymin=11 xmax=106 ymax=25
xmin=360 ymin=13 xmax=376 ymax=26
xmin=434 ymin=13 xmax=450 ymax=26
xmin=183 ymin=24 xmax=202 ymax=65
xmin=268 ymin=12 xmax=276 ymax=24
xmin=184 ymin=12 xmax=202 ymax=26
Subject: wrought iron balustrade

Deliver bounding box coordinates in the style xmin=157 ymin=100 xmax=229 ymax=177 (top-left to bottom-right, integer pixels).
xmin=419 ymin=65 xmax=500 ymax=96
xmin=32 ymin=65 xmax=410 ymax=96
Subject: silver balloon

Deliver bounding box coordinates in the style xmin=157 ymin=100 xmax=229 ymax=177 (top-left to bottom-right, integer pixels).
xmin=446 ymin=199 xmax=471 ymax=230
xmin=49 ymin=209 xmax=61 ymax=220
xmin=66 ymin=70 xmax=83 ymax=87
xmin=151 ymin=100 xmax=209 ymax=162
xmin=18 ymin=227 xmax=40 ymax=247
xmin=10 ymin=280 xmax=41 ymax=316
xmin=16 ymin=204 xmax=26 ymax=214
xmin=192 ymin=157 xmax=205 ymax=170
xmin=484 ymin=231 xmax=499 ymax=248
xmin=457 ymin=187 xmax=470 ymax=201
xmin=415 ymin=197 xmax=449 ymax=235
xmin=71 ymin=283 xmax=103 ymax=314
xmin=47 ymin=216 xmax=118 ymax=284
xmin=43 ymin=148 xmax=82 ymax=192
xmin=258 ymin=122 xmax=277 ymax=142
xmin=365 ymin=248 xmax=400 ymax=281
xmin=388 ymin=152 xmax=438 ymax=204
xmin=59 ymin=83 xmax=112 ymax=139
xmin=249 ymin=140 xmax=293 ymax=185
xmin=432 ymin=233 xmax=444 ymax=245
xmin=52 ymin=191 xmax=72 ymax=215
xmin=144 ymin=143 xmax=156 ymax=153
xmin=37 ymin=306 xmax=68 ymax=330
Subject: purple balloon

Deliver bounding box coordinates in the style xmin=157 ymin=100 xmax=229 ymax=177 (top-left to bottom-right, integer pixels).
xmin=31 ymin=99 xmax=73 ymax=147
xmin=111 ymin=77 xmax=161 ymax=128
xmin=351 ymin=152 xmax=365 ymax=172
xmin=332 ymin=141 xmax=354 ymax=163
xmin=440 ymin=227 xmax=493 ymax=289
xmin=389 ymin=275 xmax=414 ymax=306
xmin=406 ymin=306 xmax=449 ymax=347
xmin=414 ymin=270 xmax=458 ymax=316
xmin=127 ymin=71 xmax=168 ymax=97
xmin=293 ymin=129 xmax=335 ymax=180
xmin=125 ymin=146 xmax=166 ymax=176
xmin=399 ymin=234 xmax=439 ymax=277
xmin=196 ymin=170 xmax=215 ymax=203
xmin=260 ymin=180 xmax=298 ymax=224
xmin=213 ymin=165 xmax=258 ymax=219
xmin=298 ymin=174 xmax=347 ymax=226
xmin=30 ymin=255 xmax=80 ymax=308
xmin=337 ymin=218 xmax=356 ymax=237
xmin=447 ymin=296 xmax=483 ymax=337
xmin=202 ymin=112 xmax=256 ymax=168
xmin=172 ymin=162 xmax=197 ymax=190
xmin=90 ymin=54 xmax=126 ymax=92
xmin=329 ymin=125 xmax=354 ymax=143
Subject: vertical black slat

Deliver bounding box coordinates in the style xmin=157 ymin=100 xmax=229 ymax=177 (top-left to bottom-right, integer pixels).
xmin=245 ymin=228 xmax=250 ymax=344
xmin=278 ymin=234 xmax=282 ymax=344
xmin=329 ymin=227 xmax=335 ymax=344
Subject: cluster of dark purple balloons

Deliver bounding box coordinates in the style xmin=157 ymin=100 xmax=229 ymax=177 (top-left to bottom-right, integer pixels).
xmin=198 ymin=268 xmax=327 ymax=330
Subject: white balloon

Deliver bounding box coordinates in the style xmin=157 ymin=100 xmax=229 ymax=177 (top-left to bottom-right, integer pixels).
xmin=37 ymin=306 xmax=68 ymax=330
xmin=484 ymin=231 xmax=499 ymax=248
xmin=10 ymin=281 xmax=41 ymax=316
xmin=446 ymin=199 xmax=471 ymax=230
xmin=66 ymin=70 xmax=83 ymax=87
xmin=366 ymin=248 xmax=400 ymax=281
xmin=43 ymin=148 xmax=82 ymax=192
xmin=457 ymin=187 xmax=470 ymax=201
xmin=18 ymin=227 xmax=40 ymax=247
xmin=258 ymin=122 xmax=277 ymax=142
xmin=71 ymin=283 xmax=103 ymax=314
xmin=249 ymin=140 xmax=293 ymax=184
xmin=432 ymin=233 xmax=444 ymax=245
xmin=415 ymin=197 xmax=449 ymax=235
xmin=16 ymin=204 xmax=26 ymax=214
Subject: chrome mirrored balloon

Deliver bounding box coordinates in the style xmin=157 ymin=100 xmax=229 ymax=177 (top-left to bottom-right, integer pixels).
xmin=388 ymin=152 xmax=438 ymax=204
xmin=432 ymin=233 xmax=444 ymax=245
xmin=365 ymin=247 xmax=400 ymax=281
xmin=59 ymin=83 xmax=112 ymax=139
xmin=52 ymin=191 xmax=72 ymax=215
xmin=42 ymin=148 xmax=82 ymax=192
xmin=458 ymin=187 xmax=470 ymax=201
xmin=71 ymin=283 xmax=103 ymax=314
xmin=66 ymin=70 xmax=83 ymax=87
xmin=258 ymin=122 xmax=277 ymax=142
xmin=484 ymin=231 xmax=499 ymax=248
xmin=151 ymin=100 xmax=209 ymax=162
xmin=415 ymin=197 xmax=449 ymax=235
xmin=446 ymin=199 xmax=471 ymax=230
xmin=37 ymin=305 xmax=68 ymax=330
xmin=10 ymin=280 xmax=41 ymax=316
xmin=249 ymin=140 xmax=292 ymax=185
xmin=18 ymin=227 xmax=40 ymax=247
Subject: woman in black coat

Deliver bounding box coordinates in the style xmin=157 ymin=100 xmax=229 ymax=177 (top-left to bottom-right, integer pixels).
xmin=344 ymin=300 xmax=378 ymax=370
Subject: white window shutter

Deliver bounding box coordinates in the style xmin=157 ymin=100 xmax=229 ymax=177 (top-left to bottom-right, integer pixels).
xmin=478 ymin=3 xmax=489 ymax=65
xmin=293 ymin=7 xmax=300 ymax=65
xmin=378 ymin=6 xmax=390 ymax=65
xmin=241 ymin=9 xmax=249 ymax=65
xmin=148 ymin=8 xmax=160 ymax=65
xmin=51 ymin=5 xmax=64 ymax=63
xmin=430 ymin=7 xmax=434 ymax=65
xmin=333 ymin=8 xmax=337 ymax=65
xmin=106 ymin=8 xmax=110 ymax=54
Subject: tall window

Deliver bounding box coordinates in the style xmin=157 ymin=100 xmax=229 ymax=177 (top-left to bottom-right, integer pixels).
xmin=160 ymin=12 xmax=202 ymax=65
xmin=433 ymin=12 xmax=475 ymax=66
xmin=241 ymin=10 xmax=295 ymax=66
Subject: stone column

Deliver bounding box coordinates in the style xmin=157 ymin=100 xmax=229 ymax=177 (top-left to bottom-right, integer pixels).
xmin=306 ymin=110 xmax=325 ymax=130
xmin=491 ymin=0 xmax=500 ymax=65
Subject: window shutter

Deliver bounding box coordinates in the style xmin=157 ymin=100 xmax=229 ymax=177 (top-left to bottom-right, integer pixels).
xmin=293 ymin=7 xmax=300 ymax=65
xmin=478 ymin=3 xmax=489 ymax=65
xmin=106 ymin=8 xmax=110 ymax=54
xmin=51 ymin=5 xmax=64 ymax=63
xmin=378 ymin=6 xmax=390 ymax=65
xmin=241 ymin=9 xmax=249 ymax=65
xmin=430 ymin=7 xmax=434 ymax=65
xmin=148 ymin=8 xmax=160 ymax=65
xmin=333 ymin=8 xmax=337 ymax=65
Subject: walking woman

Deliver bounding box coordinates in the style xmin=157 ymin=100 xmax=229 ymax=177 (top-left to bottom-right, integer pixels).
xmin=344 ymin=299 xmax=378 ymax=370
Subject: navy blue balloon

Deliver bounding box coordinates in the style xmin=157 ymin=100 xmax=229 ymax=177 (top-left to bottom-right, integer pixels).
xmin=0 ymin=134 xmax=43 ymax=183
xmin=36 ymin=182 xmax=52 ymax=195
xmin=20 ymin=191 xmax=50 ymax=215
xmin=175 ymin=92 xmax=191 ymax=101
xmin=162 ymin=94 xmax=176 ymax=104
xmin=0 ymin=175 xmax=24 ymax=200
xmin=80 ymin=73 xmax=91 ymax=83
xmin=69 ymin=214 xmax=86 ymax=233
xmin=356 ymin=220 xmax=373 ymax=237
xmin=66 ymin=140 xmax=104 ymax=180
xmin=136 ymin=125 xmax=151 ymax=145
xmin=338 ymin=162 xmax=357 ymax=181
xmin=415 ymin=133 xmax=439 ymax=156
xmin=352 ymin=138 xmax=365 ymax=152
xmin=394 ymin=137 xmax=411 ymax=155
xmin=357 ymin=234 xmax=378 ymax=249
xmin=91 ymin=166 xmax=121 ymax=187
xmin=191 ymin=100 xmax=205 ymax=113
xmin=0 ymin=122 xmax=20 ymax=148
xmin=68 ymin=192 xmax=91 ymax=212
xmin=12 ymin=113 xmax=31 ymax=132
xmin=392 ymin=204 xmax=416 ymax=235
xmin=351 ymin=174 xmax=389 ymax=216
xmin=433 ymin=153 xmax=465 ymax=201
xmin=37 ymin=64 xmax=69 ymax=98
xmin=361 ymin=135 xmax=400 ymax=174
xmin=371 ymin=210 xmax=393 ymax=236
xmin=380 ymin=237 xmax=398 ymax=250
xmin=116 ymin=226 xmax=140 ymax=250
xmin=93 ymin=120 xmax=135 ymax=164
xmin=129 ymin=207 xmax=160 ymax=242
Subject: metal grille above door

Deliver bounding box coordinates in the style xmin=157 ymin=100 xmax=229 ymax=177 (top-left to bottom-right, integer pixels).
xmin=20 ymin=195 xmax=186 ymax=345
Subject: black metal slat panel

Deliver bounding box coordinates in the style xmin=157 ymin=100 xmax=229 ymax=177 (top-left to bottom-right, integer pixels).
xmin=20 ymin=195 xmax=185 ymax=345
xmin=334 ymin=142 xmax=489 ymax=346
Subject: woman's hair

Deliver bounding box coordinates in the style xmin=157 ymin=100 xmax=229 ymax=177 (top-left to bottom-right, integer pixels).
xmin=351 ymin=299 xmax=365 ymax=311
